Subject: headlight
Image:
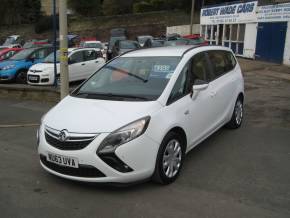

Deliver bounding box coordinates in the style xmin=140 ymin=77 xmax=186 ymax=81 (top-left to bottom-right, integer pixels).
xmin=97 ymin=116 xmax=150 ymax=154
xmin=2 ymin=65 xmax=15 ymax=70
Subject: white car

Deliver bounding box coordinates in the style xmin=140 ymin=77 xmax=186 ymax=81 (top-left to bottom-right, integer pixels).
xmin=80 ymin=41 xmax=106 ymax=58
xmin=27 ymin=48 xmax=105 ymax=85
xmin=38 ymin=46 xmax=244 ymax=184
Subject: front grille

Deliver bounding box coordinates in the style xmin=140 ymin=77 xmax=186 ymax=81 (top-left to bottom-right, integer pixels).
xmin=40 ymin=155 xmax=106 ymax=178
xmin=44 ymin=126 xmax=97 ymax=150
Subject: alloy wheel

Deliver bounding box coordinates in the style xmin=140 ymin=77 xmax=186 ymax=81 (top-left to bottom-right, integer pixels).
xmin=235 ymin=100 xmax=243 ymax=125
xmin=162 ymin=139 xmax=182 ymax=178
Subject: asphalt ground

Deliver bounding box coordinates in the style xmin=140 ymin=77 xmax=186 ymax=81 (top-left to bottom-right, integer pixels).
xmin=0 ymin=59 xmax=290 ymax=218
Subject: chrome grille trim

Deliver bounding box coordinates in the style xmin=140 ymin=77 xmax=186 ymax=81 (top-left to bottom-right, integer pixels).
xmin=44 ymin=125 xmax=99 ymax=150
xmin=45 ymin=125 xmax=98 ymax=142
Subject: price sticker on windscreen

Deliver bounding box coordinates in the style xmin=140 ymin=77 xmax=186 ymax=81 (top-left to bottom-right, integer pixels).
xmin=150 ymin=65 xmax=174 ymax=79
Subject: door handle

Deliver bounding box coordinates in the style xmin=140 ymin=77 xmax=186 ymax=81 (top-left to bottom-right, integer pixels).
xmin=184 ymin=110 xmax=189 ymax=115
xmin=81 ymin=63 xmax=86 ymax=66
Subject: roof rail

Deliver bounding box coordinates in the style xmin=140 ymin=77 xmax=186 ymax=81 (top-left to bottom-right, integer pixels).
xmin=181 ymin=45 xmax=207 ymax=57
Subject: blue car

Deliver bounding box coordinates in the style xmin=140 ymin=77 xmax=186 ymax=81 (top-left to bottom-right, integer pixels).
xmin=0 ymin=47 xmax=53 ymax=83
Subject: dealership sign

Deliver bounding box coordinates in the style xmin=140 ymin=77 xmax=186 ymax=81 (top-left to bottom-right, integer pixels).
xmin=201 ymin=1 xmax=258 ymax=24
xmin=257 ymin=3 xmax=290 ymax=22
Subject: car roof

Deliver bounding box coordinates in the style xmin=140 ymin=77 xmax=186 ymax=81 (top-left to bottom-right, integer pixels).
xmin=84 ymin=41 xmax=101 ymax=43
xmin=122 ymin=45 xmax=196 ymax=57
xmin=122 ymin=45 xmax=232 ymax=57
xmin=68 ymin=47 xmax=101 ymax=52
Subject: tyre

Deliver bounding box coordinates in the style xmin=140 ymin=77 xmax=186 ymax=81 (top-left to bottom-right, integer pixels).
xmin=152 ymin=132 xmax=185 ymax=185
xmin=226 ymin=97 xmax=244 ymax=129
xmin=16 ymin=70 xmax=28 ymax=84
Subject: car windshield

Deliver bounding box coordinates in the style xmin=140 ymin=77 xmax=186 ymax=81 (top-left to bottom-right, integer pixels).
xmin=84 ymin=43 xmax=102 ymax=49
xmin=74 ymin=56 xmax=181 ymax=101
xmin=3 ymin=37 xmax=15 ymax=45
xmin=44 ymin=51 xmax=60 ymax=63
xmin=23 ymin=42 xmax=35 ymax=49
xmin=9 ymin=49 xmax=34 ymax=60
xmin=44 ymin=51 xmax=71 ymax=63
xmin=119 ymin=41 xmax=138 ymax=49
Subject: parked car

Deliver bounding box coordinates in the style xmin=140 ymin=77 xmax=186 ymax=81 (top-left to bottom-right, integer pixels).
xmin=2 ymin=35 xmax=24 ymax=46
xmin=27 ymin=48 xmax=105 ymax=86
xmin=136 ymin=35 xmax=153 ymax=47
xmin=0 ymin=48 xmax=23 ymax=62
xmin=0 ymin=46 xmax=53 ymax=83
xmin=143 ymin=38 xmax=165 ymax=48
xmin=107 ymin=36 xmax=127 ymax=60
xmin=23 ymin=39 xmax=50 ymax=49
xmin=80 ymin=40 xmax=105 ymax=58
xmin=38 ymin=45 xmax=244 ymax=185
xmin=164 ymin=37 xmax=208 ymax=47
xmin=0 ymin=44 xmax=22 ymax=49
xmin=183 ymin=34 xmax=208 ymax=46
xmin=107 ymin=28 xmax=128 ymax=61
xmin=112 ymin=40 xmax=140 ymax=58
xmin=80 ymin=40 xmax=103 ymax=49
xmin=164 ymin=38 xmax=192 ymax=46
xmin=56 ymin=34 xmax=80 ymax=48
xmin=165 ymin=33 xmax=181 ymax=41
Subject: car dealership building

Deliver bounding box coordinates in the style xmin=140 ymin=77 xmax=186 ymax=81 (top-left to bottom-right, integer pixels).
xmin=200 ymin=0 xmax=290 ymax=65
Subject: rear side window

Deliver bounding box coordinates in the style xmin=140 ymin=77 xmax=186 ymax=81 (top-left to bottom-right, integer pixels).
xmin=207 ymin=50 xmax=236 ymax=79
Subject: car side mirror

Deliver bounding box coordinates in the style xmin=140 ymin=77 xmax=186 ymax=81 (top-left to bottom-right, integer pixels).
xmin=191 ymin=80 xmax=208 ymax=100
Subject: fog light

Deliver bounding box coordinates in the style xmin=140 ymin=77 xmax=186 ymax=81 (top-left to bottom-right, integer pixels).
xmin=98 ymin=153 xmax=133 ymax=173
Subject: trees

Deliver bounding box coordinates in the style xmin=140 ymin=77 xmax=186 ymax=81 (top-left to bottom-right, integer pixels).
xmin=0 ymin=0 xmax=41 ymax=25
xmin=102 ymin=0 xmax=134 ymax=15
xmin=68 ymin=0 xmax=102 ymax=16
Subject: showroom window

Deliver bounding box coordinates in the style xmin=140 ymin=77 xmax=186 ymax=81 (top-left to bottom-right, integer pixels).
xmin=201 ymin=24 xmax=245 ymax=55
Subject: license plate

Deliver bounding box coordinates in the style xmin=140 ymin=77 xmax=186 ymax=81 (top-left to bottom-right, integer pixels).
xmin=28 ymin=76 xmax=38 ymax=81
xmin=47 ymin=153 xmax=79 ymax=168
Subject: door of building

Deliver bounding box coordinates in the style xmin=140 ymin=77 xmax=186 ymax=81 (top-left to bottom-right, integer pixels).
xmin=255 ymin=22 xmax=287 ymax=63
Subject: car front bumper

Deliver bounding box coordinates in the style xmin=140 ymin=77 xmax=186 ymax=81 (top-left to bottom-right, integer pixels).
xmin=27 ymin=72 xmax=54 ymax=85
xmin=38 ymin=124 xmax=160 ymax=183
xmin=0 ymin=69 xmax=16 ymax=81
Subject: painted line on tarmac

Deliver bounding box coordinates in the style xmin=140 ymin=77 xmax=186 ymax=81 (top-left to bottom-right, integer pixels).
xmin=0 ymin=123 xmax=39 ymax=128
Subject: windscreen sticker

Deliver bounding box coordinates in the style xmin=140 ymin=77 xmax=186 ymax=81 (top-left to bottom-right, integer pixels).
xmin=150 ymin=65 xmax=174 ymax=79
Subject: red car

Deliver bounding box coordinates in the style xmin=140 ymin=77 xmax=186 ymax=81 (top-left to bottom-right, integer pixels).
xmin=0 ymin=48 xmax=23 ymax=62
xmin=183 ymin=34 xmax=208 ymax=46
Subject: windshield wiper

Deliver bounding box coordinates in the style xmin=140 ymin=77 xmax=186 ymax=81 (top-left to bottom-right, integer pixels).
xmin=74 ymin=92 xmax=150 ymax=101
xmin=105 ymin=66 xmax=148 ymax=83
